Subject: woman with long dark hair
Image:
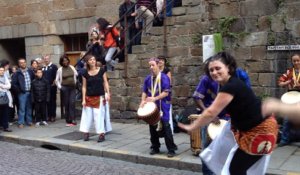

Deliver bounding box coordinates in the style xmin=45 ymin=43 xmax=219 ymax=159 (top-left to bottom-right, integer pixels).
xmin=179 ymin=51 xmax=278 ymax=175
xmin=96 ymin=17 xmax=119 ymax=71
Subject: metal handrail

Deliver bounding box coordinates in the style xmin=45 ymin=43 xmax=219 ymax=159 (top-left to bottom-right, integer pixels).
xmin=76 ymin=0 xmax=175 ymax=74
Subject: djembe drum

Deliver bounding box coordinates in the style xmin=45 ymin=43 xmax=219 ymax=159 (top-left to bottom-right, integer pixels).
xmin=188 ymin=114 xmax=202 ymax=156
xmin=281 ymin=91 xmax=300 ymax=104
xmin=137 ymin=102 xmax=160 ymax=125
xmin=207 ymin=119 xmax=228 ymax=140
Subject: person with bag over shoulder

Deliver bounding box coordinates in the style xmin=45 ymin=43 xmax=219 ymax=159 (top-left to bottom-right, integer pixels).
xmin=0 ymin=65 xmax=13 ymax=132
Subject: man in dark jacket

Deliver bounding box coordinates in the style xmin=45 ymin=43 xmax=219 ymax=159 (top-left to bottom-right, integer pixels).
xmin=119 ymin=0 xmax=137 ymax=53
xmin=42 ymin=55 xmax=58 ymax=122
xmin=12 ymin=58 xmax=34 ymax=128
xmin=31 ymin=68 xmax=50 ymax=126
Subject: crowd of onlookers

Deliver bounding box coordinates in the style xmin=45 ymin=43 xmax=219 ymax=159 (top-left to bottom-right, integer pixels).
xmin=0 ymin=55 xmax=79 ymax=132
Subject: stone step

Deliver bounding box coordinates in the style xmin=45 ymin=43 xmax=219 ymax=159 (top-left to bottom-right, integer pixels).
xmin=182 ymin=0 xmax=201 ymax=6
xmin=132 ymin=44 xmax=147 ymax=54
xmin=148 ymin=26 xmax=171 ymax=36
xmin=172 ymin=6 xmax=187 ymax=16
xmin=174 ymin=14 xmax=200 ymax=25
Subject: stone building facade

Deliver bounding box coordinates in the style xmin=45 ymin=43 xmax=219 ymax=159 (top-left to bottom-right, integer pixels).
xmin=108 ymin=0 xmax=300 ymax=119
xmin=0 ymin=0 xmax=123 ymax=65
xmin=0 ymin=0 xmax=299 ymax=119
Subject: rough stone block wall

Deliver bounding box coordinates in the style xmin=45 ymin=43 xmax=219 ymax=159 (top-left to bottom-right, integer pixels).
xmin=108 ymin=0 xmax=300 ymax=119
xmin=0 ymin=0 xmax=299 ymax=119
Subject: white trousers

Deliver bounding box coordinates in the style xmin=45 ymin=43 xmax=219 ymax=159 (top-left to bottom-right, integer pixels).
xmin=80 ymin=97 xmax=112 ymax=134
xmin=200 ymin=122 xmax=270 ymax=175
xmin=169 ymin=105 xmax=174 ymax=134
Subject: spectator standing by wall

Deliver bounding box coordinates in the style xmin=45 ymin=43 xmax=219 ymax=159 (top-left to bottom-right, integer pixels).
xmin=0 ymin=60 xmax=11 ymax=81
xmin=30 ymin=59 xmax=39 ymax=122
xmin=42 ymin=55 xmax=58 ymax=122
xmin=55 ymin=55 xmax=78 ymax=126
xmin=31 ymin=68 xmax=50 ymax=127
xmin=30 ymin=59 xmax=38 ymax=72
xmin=9 ymin=65 xmax=18 ymax=123
xmin=0 ymin=65 xmax=12 ymax=132
xmin=12 ymin=58 xmax=34 ymax=128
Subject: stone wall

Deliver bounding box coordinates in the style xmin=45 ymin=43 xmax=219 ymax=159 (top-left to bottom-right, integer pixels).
xmin=108 ymin=0 xmax=300 ymax=119
xmin=0 ymin=0 xmax=124 ymax=63
xmin=0 ymin=0 xmax=299 ymax=119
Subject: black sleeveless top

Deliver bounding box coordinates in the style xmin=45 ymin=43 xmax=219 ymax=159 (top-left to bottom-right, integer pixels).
xmin=162 ymin=67 xmax=170 ymax=74
xmin=83 ymin=68 xmax=105 ymax=96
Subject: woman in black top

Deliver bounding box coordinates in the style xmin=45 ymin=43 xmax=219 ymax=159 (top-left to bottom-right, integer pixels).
xmin=179 ymin=52 xmax=278 ymax=175
xmin=158 ymin=56 xmax=171 ymax=82
xmin=157 ymin=56 xmax=175 ymax=134
xmin=79 ymin=55 xmax=112 ymax=142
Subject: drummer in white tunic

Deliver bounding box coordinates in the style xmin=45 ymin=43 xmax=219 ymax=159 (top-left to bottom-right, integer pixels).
xmin=277 ymin=53 xmax=300 ymax=146
xmin=79 ymin=55 xmax=112 ymax=142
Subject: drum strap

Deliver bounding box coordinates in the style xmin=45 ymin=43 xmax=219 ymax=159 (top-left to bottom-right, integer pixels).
xmin=151 ymin=73 xmax=163 ymax=117
xmin=151 ymin=72 xmax=161 ymax=97
xmin=293 ymin=68 xmax=300 ymax=87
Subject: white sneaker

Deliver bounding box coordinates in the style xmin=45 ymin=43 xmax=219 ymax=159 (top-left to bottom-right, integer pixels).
xmin=42 ymin=121 xmax=48 ymax=126
xmin=35 ymin=122 xmax=40 ymax=127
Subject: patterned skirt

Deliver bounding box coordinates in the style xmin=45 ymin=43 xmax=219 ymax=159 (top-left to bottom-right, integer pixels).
xmin=233 ymin=116 xmax=278 ymax=155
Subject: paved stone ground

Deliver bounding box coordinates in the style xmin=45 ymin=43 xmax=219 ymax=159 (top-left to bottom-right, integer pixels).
xmin=0 ymin=141 xmax=201 ymax=175
xmin=1 ymin=118 xmax=300 ymax=175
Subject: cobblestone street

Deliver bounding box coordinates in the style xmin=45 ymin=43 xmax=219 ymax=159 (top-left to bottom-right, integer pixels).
xmin=0 ymin=141 xmax=201 ymax=175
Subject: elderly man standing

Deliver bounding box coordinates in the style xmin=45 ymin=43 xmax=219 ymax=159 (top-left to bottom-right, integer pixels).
xmin=42 ymin=55 xmax=58 ymax=122
xmin=12 ymin=58 xmax=34 ymax=128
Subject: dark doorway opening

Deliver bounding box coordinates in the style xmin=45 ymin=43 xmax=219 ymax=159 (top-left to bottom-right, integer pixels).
xmin=0 ymin=38 xmax=25 ymax=65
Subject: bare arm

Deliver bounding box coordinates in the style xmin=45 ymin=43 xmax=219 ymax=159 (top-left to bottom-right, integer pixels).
xmin=179 ymin=92 xmax=233 ymax=132
xmin=146 ymin=91 xmax=168 ymax=102
xmin=167 ymin=72 xmax=172 ymax=84
xmin=278 ymin=80 xmax=291 ymax=87
xmin=81 ymin=77 xmax=86 ymax=106
xmin=262 ymin=98 xmax=300 ymax=120
xmin=103 ymin=72 xmax=110 ymax=101
xmin=55 ymin=69 xmax=62 ymax=89
xmin=194 ymin=98 xmax=206 ymax=111
xmin=140 ymin=92 xmax=148 ymax=107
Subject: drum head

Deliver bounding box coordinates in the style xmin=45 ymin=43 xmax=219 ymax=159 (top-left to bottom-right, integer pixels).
xmin=281 ymin=91 xmax=300 ymax=104
xmin=207 ymin=119 xmax=227 ymax=140
xmin=137 ymin=102 xmax=157 ymax=117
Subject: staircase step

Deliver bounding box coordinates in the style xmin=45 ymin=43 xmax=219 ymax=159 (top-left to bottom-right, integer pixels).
xmin=182 ymin=0 xmax=201 ymax=6
xmin=172 ymin=6 xmax=187 ymax=16
xmin=174 ymin=14 xmax=200 ymax=25
xmin=165 ymin=17 xmax=176 ymax=26
xmin=141 ymin=36 xmax=151 ymax=44
xmin=132 ymin=45 xmax=147 ymax=54
xmin=149 ymin=26 xmax=171 ymax=36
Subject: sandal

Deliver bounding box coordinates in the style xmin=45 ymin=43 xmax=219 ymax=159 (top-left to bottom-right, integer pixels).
xmin=83 ymin=133 xmax=89 ymax=141
xmin=97 ymin=134 xmax=105 ymax=142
